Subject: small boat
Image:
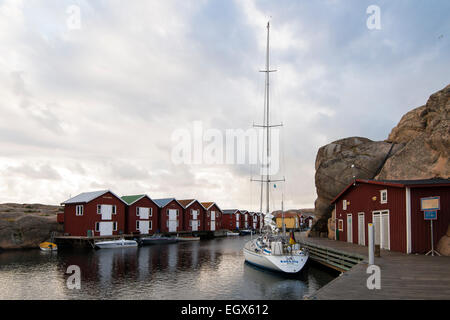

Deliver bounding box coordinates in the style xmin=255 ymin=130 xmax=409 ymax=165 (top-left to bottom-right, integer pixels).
xmin=39 ymin=242 xmax=57 ymax=251
xmin=239 ymin=229 xmax=253 ymax=235
xmin=226 ymin=231 xmax=240 ymax=236
xmin=176 ymin=236 xmax=200 ymax=241
xmin=94 ymin=239 xmax=138 ymax=249
xmin=141 ymin=235 xmax=178 ymax=245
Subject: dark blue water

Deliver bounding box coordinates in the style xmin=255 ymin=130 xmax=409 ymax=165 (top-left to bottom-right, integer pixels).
xmin=0 ymin=235 xmax=335 ymax=299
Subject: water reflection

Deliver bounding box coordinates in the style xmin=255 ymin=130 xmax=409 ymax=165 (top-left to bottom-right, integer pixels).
xmin=0 ymin=236 xmax=335 ymax=300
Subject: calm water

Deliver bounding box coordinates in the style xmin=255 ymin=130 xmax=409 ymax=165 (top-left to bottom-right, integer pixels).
xmin=0 ymin=235 xmax=335 ymax=300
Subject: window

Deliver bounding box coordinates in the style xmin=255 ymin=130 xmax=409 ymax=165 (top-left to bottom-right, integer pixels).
xmin=149 ymin=208 xmax=152 ymax=217
xmin=97 ymin=205 xmax=101 ymax=214
xmin=149 ymin=221 xmax=152 ymax=230
xmin=380 ymin=190 xmax=388 ymax=204
xmin=343 ymin=200 xmax=347 ymax=210
xmin=112 ymin=205 xmax=116 ymax=214
xmin=338 ymin=219 xmax=344 ymax=231
xmin=113 ymin=221 xmax=117 ymax=231
xmin=76 ymin=205 xmax=84 ymax=216
xmin=136 ymin=207 xmax=140 ymax=216
xmin=95 ymin=222 xmax=100 ymax=232
xmin=136 ymin=220 xmax=140 ymax=229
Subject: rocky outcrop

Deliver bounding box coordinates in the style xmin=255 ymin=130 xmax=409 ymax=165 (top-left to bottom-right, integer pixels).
xmin=312 ymin=137 xmax=403 ymax=232
xmin=437 ymin=224 xmax=450 ymax=256
xmin=0 ymin=204 xmax=63 ymax=250
xmin=312 ymin=84 xmax=450 ymax=235
xmin=377 ymin=84 xmax=450 ymax=180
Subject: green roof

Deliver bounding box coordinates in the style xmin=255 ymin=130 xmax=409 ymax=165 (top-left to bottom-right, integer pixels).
xmin=121 ymin=194 xmax=146 ymax=205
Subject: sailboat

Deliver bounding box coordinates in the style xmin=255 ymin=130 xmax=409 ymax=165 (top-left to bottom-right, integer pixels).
xmin=243 ymin=22 xmax=308 ymax=274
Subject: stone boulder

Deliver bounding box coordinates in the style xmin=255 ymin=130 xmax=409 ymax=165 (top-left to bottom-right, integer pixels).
xmin=377 ymin=84 xmax=450 ymax=180
xmin=313 ymin=137 xmax=403 ymax=233
xmin=437 ymin=224 xmax=450 ymax=256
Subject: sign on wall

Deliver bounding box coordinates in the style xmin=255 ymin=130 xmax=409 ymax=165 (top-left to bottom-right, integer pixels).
xmin=420 ymin=196 xmax=440 ymax=211
xmin=424 ymin=210 xmax=437 ymax=220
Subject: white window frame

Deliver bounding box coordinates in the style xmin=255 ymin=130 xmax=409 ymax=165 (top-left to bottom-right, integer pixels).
xmin=97 ymin=204 xmax=101 ymax=214
xmin=113 ymin=221 xmax=117 ymax=231
xmin=95 ymin=222 xmax=100 ymax=232
xmin=380 ymin=189 xmax=388 ymax=204
xmin=136 ymin=220 xmax=140 ymax=230
xmin=343 ymin=200 xmax=347 ymax=210
xmin=149 ymin=208 xmax=152 ymax=217
xmin=136 ymin=207 xmax=140 ymax=216
xmin=149 ymin=221 xmax=152 ymax=230
xmin=338 ymin=219 xmax=344 ymax=231
xmin=76 ymin=205 xmax=84 ymax=216
xmin=112 ymin=205 xmax=117 ymax=215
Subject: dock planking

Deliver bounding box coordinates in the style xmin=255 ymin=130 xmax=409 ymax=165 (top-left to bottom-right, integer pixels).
xmin=297 ymin=235 xmax=450 ymax=300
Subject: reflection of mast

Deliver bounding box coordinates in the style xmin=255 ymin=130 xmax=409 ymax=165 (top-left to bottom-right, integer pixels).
xmin=251 ymin=21 xmax=284 ymax=233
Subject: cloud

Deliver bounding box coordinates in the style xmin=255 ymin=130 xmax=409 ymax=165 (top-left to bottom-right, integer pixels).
xmin=0 ymin=0 xmax=449 ymax=209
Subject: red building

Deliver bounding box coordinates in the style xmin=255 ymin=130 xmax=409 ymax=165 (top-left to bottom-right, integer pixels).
xmin=332 ymin=178 xmax=450 ymax=254
xmin=121 ymin=194 xmax=159 ymax=235
xmin=223 ymin=209 xmax=239 ymax=230
xmin=178 ymin=199 xmax=206 ymax=232
xmin=240 ymin=210 xmax=249 ymax=229
xmin=201 ymin=202 xmax=223 ymax=231
xmin=154 ymin=198 xmax=184 ymax=233
xmin=61 ymin=190 xmax=127 ymax=237
xmin=249 ymin=212 xmax=260 ymax=230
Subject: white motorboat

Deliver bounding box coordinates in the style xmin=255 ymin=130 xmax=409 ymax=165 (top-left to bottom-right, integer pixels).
xmin=226 ymin=231 xmax=240 ymax=236
xmin=244 ymin=22 xmax=308 ymax=274
xmin=94 ymin=239 xmax=138 ymax=249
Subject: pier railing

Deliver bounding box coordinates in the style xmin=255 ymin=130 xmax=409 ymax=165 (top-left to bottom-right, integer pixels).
xmin=299 ymin=240 xmax=365 ymax=272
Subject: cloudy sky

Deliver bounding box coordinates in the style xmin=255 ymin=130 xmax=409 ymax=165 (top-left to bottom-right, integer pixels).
xmin=0 ymin=0 xmax=449 ymax=211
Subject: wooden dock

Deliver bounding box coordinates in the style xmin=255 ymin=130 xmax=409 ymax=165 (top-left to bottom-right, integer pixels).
xmin=296 ymin=235 xmax=450 ymax=299
xmin=55 ymin=229 xmax=230 ymax=248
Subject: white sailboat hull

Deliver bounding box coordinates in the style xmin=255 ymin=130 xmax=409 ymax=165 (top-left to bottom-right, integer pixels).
xmin=243 ymin=240 xmax=308 ymax=273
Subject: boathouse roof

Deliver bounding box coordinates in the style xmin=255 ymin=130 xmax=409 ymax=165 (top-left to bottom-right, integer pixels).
xmin=61 ymin=190 xmax=128 ymax=205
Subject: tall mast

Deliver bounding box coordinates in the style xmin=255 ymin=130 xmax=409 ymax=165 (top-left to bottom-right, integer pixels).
xmin=265 ymin=21 xmax=271 ymax=217
xmin=252 ymin=21 xmax=284 ymax=233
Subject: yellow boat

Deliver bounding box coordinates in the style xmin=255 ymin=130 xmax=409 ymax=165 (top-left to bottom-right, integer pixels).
xmin=39 ymin=242 xmax=58 ymax=251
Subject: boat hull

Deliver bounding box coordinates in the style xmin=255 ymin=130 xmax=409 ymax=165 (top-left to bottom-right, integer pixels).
xmin=176 ymin=236 xmax=200 ymax=241
xmin=141 ymin=237 xmax=177 ymax=245
xmin=39 ymin=242 xmax=57 ymax=251
xmin=243 ymin=240 xmax=308 ymax=273
xmin=95 ymin=240 xmax=138 ymax=249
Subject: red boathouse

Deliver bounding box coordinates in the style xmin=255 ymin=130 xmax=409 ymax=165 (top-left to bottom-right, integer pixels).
xmin=154 ymin=198 xmax=184 ymax=233
xmin=61 ymin=190 xmax=127 ymax=237
xmin=332 ymin=178 xmax=450 ymax=254
xmin=121 ymin=194 xmax=159 ymax=235
xmin=178 ymin=199 xmax=206 ymax=232
xmin=223 ymin=209 xmax=239 ymax=230
xmin=201 ymin=202 xmax=223 ymax=231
